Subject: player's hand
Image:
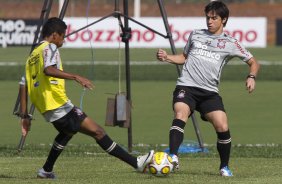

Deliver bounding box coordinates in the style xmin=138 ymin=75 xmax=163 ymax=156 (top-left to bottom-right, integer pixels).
xmin=157 ymin=49 xmax=168 ymax=62
xmin=74 ymin=75 xmax=95 ymax=90
xmin=21 ymin=118 xmax=31 ymax=136
xmin=246 ymin=78 xmax=255 ymax=93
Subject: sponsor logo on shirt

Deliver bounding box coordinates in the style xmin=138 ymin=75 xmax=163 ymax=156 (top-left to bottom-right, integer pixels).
xmin=217 ymin=39 xmax=226 ymax=49
xmin=50 ymin=80 xmax=58 ymax=85
xmin=191 ymin=42 xmax=220 ymax=61
xmin=234 ymin=40 xmax=250 ymax=57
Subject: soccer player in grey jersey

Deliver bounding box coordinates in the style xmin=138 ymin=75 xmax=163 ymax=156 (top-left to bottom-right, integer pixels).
xmin=157 ymin=1 xmax=260 ymax=176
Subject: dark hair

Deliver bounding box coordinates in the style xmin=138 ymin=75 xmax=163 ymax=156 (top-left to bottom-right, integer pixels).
xmin=205 ymin=1 xmax=229 ymax=27
xmin=42 ymin=17 xmax=67 ymax=38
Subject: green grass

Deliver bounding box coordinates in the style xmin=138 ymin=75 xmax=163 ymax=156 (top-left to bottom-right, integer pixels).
xmin=1 ymin=46 xmax=282 ymax=62
xmin=0 ymin=156 xmax=281 ymax=184
xmin=0 ymin=46 xmax=282 ymax=183
xmin=0 ymin=142 xmax=281 ymax=183
xmin=1 ymin=80 xmax=281 ymax=145
xmin=0 ymin=47 xmax=281 ymax=81
xmin=2 ymin=79 xmax=282 ymax=182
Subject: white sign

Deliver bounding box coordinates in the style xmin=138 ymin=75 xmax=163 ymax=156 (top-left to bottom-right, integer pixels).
xmin=63 ymin=17 xmax=267 ymax=48
xmin=0 ymin=19 xmax=37 ymax=48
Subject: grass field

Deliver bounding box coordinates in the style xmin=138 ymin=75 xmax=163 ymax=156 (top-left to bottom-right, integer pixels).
xmin=0 ymin=80 xmax=281 ymax=183
xmin=0 ymin=47 xmax=281 ymax=183
xmin=1 ymin=46 xmax=282 ymax=62
xmin=1 ymin=156 xmax=282 ymax=184
xmin=1 ymin=47 xmax=282 ymax=81
xmin=1 ymin=80 xmax=281 ymax=145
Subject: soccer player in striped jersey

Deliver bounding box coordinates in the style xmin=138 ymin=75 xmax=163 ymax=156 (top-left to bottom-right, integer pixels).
xmin=157 ymin=1 xmax=260 ymax=176
xmin=20 ymin=17 xmax=154 ymax=179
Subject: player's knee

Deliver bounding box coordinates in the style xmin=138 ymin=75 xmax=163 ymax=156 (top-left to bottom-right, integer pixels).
xmin=174 ymin=111 xmax=189 ymax=122
xmin=218 ymin=125 xmax=229 ymax=132
xmin=93 ymin=127 xmax=106 ymax=140
xmin=213 ymin=122 xmax=229 ymax=132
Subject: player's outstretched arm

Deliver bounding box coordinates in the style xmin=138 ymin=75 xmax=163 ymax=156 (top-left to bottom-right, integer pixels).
xmin=156 ymin=49 xmax=186 ymax=64
xmin=245 ymin=57 xmax=260 ymax=93
xmin=19 ymin=83 xmax=31 ymax=136
xmin=44 ymin=66 xmax=94 ymax=90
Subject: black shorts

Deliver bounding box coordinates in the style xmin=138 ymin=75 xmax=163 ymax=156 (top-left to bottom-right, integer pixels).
xmin=52 ymin=106 xmax=87 ymax=135
xmin=172 ymin=86 xmax=225 ymax=121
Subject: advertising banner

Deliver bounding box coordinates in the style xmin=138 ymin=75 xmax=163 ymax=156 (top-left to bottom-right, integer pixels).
xmin=63 ymin=17 xmax=266 ymax=48
xmin=0 ymin=17 xmax=267 ymax=48
xmin=0 ymin=19 xmax=38 ymax=48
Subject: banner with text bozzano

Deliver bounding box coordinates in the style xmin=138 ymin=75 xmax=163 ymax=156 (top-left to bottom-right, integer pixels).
xmin=63 ymin=17 xmax=266 ymax=48
xmin=0 ymin=17 xmax=266 ymax=48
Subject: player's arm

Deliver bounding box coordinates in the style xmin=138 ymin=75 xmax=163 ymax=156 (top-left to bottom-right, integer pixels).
xmin=245 ymin=57 xmax=260 ymax=93
xmin=157 ymin=49 xmax=186 ymax=64
xmin=19 ymin=78 xmax=31 ymax=136
xmin=44 ymin=66 xmax=94 ymax=90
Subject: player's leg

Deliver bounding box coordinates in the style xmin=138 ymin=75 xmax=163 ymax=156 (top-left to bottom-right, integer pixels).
xmin=37 ymin=132 xmax=73 ymax=179
xmin=205 ymin=110 xmax=232 ymax=176
xmin=170 ymin=102 xmax=190 ymax=156
xmin=199 ymin=92 xmax=232 ymax=176
xmin=79 ymin=116 xmax=153 ymax=172
xmin=37 ymin=107 xmax=86 ymax=179
xmin=169 ymin=102 xmax=190 ymax=170
xmin=169 ymin=86 xmax=194 ymax=170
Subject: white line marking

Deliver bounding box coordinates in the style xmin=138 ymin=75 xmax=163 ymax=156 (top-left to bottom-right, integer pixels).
xmin=0 ymin=60 xmax=282 ymax=66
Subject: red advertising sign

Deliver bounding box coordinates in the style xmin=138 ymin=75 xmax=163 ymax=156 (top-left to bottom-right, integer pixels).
xmin=63 ymin=17 xmax=267 ymax=48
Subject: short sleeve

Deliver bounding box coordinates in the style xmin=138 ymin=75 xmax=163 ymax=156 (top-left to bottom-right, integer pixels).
xmin=19 ymin=75 xmax=26 ymax=85
xmin=183 ymin=31 xmax=194 ymax=56
xmin=232 ymin=40 xmax=253 ymax=62
xmin=43 ymin=43 xmax=60 ymax=68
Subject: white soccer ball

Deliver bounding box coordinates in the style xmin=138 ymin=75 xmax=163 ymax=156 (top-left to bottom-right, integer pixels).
xmin=148 ymin=152 xmax=174 ymax=177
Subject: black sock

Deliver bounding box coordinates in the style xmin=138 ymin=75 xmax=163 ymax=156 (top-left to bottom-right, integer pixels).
xmin=169 ymin=119 xmax=186 ymax=155
xmin=217 ymin=130 xmax=231 ymax=169
xmin=97 ymin=135 xmax=137 ymax=168
xmin=43 ymin=133 xmax=72 ymax=172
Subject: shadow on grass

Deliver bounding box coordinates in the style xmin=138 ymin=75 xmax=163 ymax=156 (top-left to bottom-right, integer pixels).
xmin=0 ymin=174 xmax=15 ymax=179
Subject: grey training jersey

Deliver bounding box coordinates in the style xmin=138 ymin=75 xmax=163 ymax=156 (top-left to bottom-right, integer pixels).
xmin=177 ymin=29 xmax=253 ymax=93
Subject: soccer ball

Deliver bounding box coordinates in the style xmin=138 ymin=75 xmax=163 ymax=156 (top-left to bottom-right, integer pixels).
xmin=148 ymin=152 xmax=174 ymax=177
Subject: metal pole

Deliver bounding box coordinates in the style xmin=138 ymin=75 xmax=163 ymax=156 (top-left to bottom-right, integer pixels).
xmin=59 ymin=0 xmax=69 ymax=19
xmin=115 ymin=0 xmax=119 ymax=12
xmin=30 ymin=0 xmax=53 ymax=52
xmin=157 ymin=0 xmax=205 ymax=151
xmin=157 ymin=0 xmax=180 ymax=76
xmin=191 ymin=113 xmax=205 ymax=150
xmin=134 ymin=0 xmax=141 ymax=18
xmin=122 ymin=0 xmax=133 ymax=153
